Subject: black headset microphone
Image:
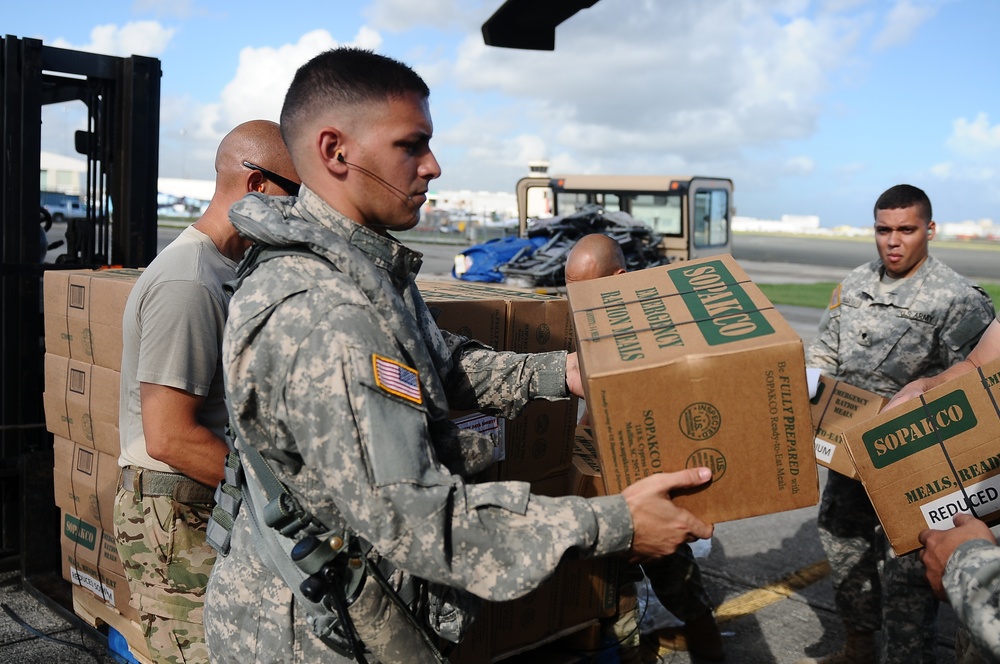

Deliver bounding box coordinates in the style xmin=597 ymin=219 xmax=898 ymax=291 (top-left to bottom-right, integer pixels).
xmin=336 ymin=153 xmax=414 ymax=207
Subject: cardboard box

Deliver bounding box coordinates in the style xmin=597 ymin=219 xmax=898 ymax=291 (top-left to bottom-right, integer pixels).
xmin=566 ymin=254 xmax=818 ymax=523
xmin=418 ymin=280 xmax=579 ymax=482
xmin=489 ymin=556 xmax=617 ymax=661
xmin=43 ymin=354 xmax=121 ymax=456
xmin=810 ymin=375 xmax=887 ymax=480
xmin=59 ymin=510 xmax=137 ymax=622
xmin=842 ymin=357 xmax=1000 ymax=555
xmin=569 ymin=427 xmax=605 ymax=499
xmin=43 ymin=268 xmax=141 ymax=371
xmin=53 ymin=435 xmax=121 ymax=531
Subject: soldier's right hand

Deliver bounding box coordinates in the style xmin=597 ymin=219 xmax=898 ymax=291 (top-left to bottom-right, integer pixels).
xmin=622 ymin=468 xmax=714 ymax=560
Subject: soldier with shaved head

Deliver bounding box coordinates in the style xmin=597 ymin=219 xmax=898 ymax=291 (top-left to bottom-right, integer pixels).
xmin=115 ymin=120 xmax=299 ymax=663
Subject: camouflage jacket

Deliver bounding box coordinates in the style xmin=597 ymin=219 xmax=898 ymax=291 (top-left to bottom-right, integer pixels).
xmin=205 ymin=187 xmax=632 ymax=661
xmin=944 ymin=539 xmax=1000 ymax=660
xmin=806 ymin=257 xmax=994 ymax=399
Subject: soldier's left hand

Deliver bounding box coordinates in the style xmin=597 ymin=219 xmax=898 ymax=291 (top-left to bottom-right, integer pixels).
xmin=918 ymin=513 xmax=996 ymax=602
xmin=884 ymin=378 xmax=930 ymax=411
xmin=565 ymin=352 xmax=584 ymax=398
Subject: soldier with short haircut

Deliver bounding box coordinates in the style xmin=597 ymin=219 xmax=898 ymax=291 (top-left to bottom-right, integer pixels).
xmin=797 ymin=184 xmax=995 ymax=664
xmin=202 ymin=47 xmax=714 ymax=663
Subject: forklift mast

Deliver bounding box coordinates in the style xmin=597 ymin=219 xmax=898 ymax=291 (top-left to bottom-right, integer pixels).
xmin=0 ymin=34 xmax=159 ymax=606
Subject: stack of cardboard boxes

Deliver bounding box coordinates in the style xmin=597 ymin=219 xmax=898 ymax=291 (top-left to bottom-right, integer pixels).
xmin=418 ymin=280 xmax=619 ymax=662
xmin=42 ymin=268 xmax=151 ymax=663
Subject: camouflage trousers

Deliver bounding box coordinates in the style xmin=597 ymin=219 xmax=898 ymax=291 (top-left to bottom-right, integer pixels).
xmin=114 ymin=486 xmax=216 ymax=664
xmin=605 ymin=542 xmax=715 ymax=643
xmin=955 ymin=626 xmax=994 ymax=664
xmin=817 ymin=471 xmax=883 ymax=633
xmin=818 ymin=472 xmax=940 ymax=664
xmin=641 ymin=543 xmax=715 ymax=623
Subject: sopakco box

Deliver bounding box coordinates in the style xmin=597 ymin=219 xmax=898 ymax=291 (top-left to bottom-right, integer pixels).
xmin=59 ymin=510 xmax=137 ymax=622
xmin=842 ymin=357 xmax=1000 ymax=555
xmin=418 ymin=280 xmax=578 ymax=482
xmin=810 ymin=375 xmax=887 ymax=480
xmin=484 ymin=474 xmax=618 ymax=660
xmin=53 ymin=435 xmax=121 ymax=532
xmin=43 ymin=268 xmax=141 ymax=371
xmin=566 ymin=254 xmax=818 ymax=523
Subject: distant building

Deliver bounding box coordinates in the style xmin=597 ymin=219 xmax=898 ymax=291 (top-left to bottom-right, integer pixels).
xmin=157 ymin=178 xmax=216 ymax=202
xmin=937 ymin=219 xmax=998 ymax=240
xmin=40 ymin=151 xmax=85 ymax=195
xmin=428 ymin=189 xmax=518 ymax=222
xmin=733 ymin=214 xmax=820 ymax=233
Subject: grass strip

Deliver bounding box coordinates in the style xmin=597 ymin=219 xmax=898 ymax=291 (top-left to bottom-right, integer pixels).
xmin=758 ymin=281 xmax=1000 ymax=310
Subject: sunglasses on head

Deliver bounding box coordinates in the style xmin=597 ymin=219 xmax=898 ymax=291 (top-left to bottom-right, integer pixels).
xmin=243 ymin=160 xmax=300 ymax=196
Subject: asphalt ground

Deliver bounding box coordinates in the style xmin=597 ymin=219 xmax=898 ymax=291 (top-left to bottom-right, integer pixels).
xmin=8 ymin=232 xmax=988 ymax=663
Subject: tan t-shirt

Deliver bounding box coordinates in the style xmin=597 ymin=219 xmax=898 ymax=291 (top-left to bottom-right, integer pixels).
xmin=119 ymin=226 xmax=237 ymax=472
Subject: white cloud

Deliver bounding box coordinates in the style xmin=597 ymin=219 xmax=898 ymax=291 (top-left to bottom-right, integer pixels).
xmin=930 ymin=161 xmax=953 ymax=178
xmin=156 ymin=27 xmax=386 ymax=179
xmin=364 ymin=0 xmax=486 ymax=32
xmin=784 ymin=156 xmax=816 ymax=175
xmin=51 ymin=21 xmax=175 ymax=57
xmin=872 ymin=0 xmax=935 ymax=51
xmin=946 ymin=112 xmax=1000 ymax=156
xmin=438 ymin=0 xmax=862 ymax=178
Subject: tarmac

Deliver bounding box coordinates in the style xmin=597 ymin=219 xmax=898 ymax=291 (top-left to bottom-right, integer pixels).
xmin=0 ymin=255 xmax=970 ymax=664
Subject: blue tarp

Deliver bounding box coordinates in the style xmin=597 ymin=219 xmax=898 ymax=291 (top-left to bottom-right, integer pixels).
xmin=453 ymin=236 xmax=547 ymax=282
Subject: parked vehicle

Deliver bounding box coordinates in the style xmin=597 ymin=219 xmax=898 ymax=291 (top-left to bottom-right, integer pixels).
xmin=44 ymin=201 xmax=87 ymax=224
xmin=43 ymin=199 xmax=87 ymax=223
xmin=516 ymin=174 xmax=734 ymax=262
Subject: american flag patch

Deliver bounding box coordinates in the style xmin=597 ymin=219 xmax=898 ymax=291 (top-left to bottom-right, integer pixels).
xmin=828 ymin=283 xmax=842 ymax=310
xmin=372 ymin=355 xmax=422 ymax=404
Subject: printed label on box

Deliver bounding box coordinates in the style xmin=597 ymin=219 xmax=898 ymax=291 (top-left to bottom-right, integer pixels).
xmin=920 ymin=473 xmax=1000 ymax=529
xmin=64 ymin=513 xmax=98 ymax=551
xmin=861 ymin=390 xmax=977 ymax=468
xmin=69 ymin=565 xmax=113 ymax=600
xmin=814 ymin=437 xmax=836 ymax=464
xmin=667 ymin=261 xmax=775 ymax=345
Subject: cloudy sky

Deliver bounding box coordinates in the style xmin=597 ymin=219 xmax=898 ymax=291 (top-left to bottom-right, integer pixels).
xmin=8 ymin=0 xmax=1000 ymax=227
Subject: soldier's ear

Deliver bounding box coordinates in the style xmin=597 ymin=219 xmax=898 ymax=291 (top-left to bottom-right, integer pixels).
xmin=927 ymin=221 xmax=936 ymax=238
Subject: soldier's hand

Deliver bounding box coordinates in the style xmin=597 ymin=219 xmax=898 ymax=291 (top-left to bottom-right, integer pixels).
xmin=918 ymin=514 xmax=996 ymax=602
xmin=884 ymin=379 xmax=930 ymax=411
xmin=623 ymin=468 xmax=714 ymax=560
xmin=565 ymin=352 xmax=584 ymax=398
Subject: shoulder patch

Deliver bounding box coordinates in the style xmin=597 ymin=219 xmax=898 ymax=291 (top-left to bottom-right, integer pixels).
xmin=828 ymin=284 xmax=842 ymax=310
xmin=372 ymin=354 xmax=422 ymax=404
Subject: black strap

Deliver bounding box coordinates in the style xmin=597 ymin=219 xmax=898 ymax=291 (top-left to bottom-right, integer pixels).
xmin=919 ymin=393 xmax=980 ymax=520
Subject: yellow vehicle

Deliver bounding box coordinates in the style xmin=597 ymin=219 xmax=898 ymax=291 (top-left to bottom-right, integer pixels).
xmin=516 ymin=174 xmax=734 ymax=262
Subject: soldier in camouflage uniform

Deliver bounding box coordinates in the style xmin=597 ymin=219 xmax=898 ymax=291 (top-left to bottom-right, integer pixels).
xmin=797 ymin=185 xmax=994 ymax=664
xmin=202 ymin=47 xmax=715 ymax=663
xmin=115 ymin=121 xmax=299 ymax=663
xmin=888 ymin=316 xmax=1000 ymax=663
xmin=920 ymin=514 xmax=1000 ymax=663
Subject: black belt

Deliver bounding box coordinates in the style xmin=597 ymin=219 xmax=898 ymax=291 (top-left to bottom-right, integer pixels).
xmin=121 ymin=466 xmax=215 ymax=504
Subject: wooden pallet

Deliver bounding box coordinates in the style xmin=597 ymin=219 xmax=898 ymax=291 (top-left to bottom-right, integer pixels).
xmin=72 ymin=586 xmax=154 ymax=664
